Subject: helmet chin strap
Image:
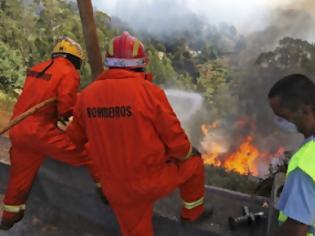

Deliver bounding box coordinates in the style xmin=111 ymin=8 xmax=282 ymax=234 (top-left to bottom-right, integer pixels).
xmin=52 ymin=53 xmax=67 ymax=59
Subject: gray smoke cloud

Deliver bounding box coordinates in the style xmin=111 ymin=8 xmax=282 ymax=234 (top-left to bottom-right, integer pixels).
xmin=92 ymin=0 xmax=268 ymax=34
xmin=92 ymin=0 xmax=315 ymax=38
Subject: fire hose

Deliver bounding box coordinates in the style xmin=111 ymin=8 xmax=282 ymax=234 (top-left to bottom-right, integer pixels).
xmin=229 ymin=206 xmax=265 ymax=230
xmin=0 ymin=97 xmax=57 ymax=135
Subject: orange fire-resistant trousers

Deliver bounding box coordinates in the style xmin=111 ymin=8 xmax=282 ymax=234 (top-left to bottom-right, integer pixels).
xmin=101 ymin=156 xmax=205 ymax=236
xmin=2 ymin=121 xmax=98 ymax=224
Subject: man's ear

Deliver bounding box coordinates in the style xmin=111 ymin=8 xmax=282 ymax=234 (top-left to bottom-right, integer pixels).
xmin=302 ymin=104 xmax=313 ymax=115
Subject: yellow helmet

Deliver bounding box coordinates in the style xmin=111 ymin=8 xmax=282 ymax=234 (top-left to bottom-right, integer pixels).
xmin=52 ymin=36 xmax=84 ymax=61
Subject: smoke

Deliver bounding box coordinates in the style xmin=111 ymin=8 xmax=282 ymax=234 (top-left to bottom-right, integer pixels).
xmin=92 ymin=0 xmax=315 ymax=37
xmin=287 ymin=0 xmax=315 ymax=14
xmin=93 ymin=0 xmax=315 ymax=61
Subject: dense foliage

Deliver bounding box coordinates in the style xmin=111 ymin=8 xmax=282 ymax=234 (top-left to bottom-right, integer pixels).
xmin=0 ymin=0 xmax=235 ymax=94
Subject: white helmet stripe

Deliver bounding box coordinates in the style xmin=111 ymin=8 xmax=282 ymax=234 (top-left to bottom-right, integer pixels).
xmin=104 ymin=58 xmax=146 ymax=68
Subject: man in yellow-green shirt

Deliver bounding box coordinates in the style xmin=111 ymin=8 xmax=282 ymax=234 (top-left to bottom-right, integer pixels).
xmin=268 ymin=74 xmax=315 ymax=236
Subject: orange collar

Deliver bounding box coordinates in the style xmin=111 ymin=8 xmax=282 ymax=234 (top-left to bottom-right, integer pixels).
xmin=96 ymin=69 xmax=153 ymax=82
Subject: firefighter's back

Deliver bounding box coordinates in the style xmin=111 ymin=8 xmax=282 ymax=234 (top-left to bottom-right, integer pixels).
xmin=80 ymin=69 xmax=167 ymax=185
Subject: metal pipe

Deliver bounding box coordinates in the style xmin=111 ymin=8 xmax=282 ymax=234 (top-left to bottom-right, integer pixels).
xmin=76 ymin=0 xmax=103 ymax=80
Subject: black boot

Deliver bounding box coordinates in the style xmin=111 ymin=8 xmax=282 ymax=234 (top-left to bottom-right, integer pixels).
xmin=0 ymin=211 xmax=24 ymax=230
xmin=180 ymin=207 xmax=214 ymax=224
xmin=96 ymin=186 xmax=110 ymax=205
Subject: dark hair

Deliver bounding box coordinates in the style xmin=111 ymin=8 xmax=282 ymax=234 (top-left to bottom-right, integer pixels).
xmin=268 ymin=74 xmax=315 ymax=111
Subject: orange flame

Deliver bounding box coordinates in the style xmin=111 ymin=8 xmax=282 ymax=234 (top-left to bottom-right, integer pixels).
xmin=201 ymin=121 xmax=219 ymax=135
xmin=202 ymin=136 xmax=260 ymax=175
xmin=223 ymin=136 xmax=259 ymax=176
xmin=202 ymin=144 xmax=222 ymax=167
xmin=201 ymin=119 xmax=284 ymax=176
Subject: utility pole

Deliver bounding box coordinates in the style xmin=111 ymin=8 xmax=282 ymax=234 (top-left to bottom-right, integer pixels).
xmin=76 ymin=0 xmax=103 ymax=80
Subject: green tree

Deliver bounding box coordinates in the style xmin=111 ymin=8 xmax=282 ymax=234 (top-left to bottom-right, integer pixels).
xmin=196 ymin=60 xmax=229 ymax=106
xmin=0 ymin=41 xmax=25 ymax=91
xmin=147 ymin=47 xmax=177 ymax=86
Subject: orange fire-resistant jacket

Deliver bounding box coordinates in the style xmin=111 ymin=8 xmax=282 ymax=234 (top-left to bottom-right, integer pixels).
xmin=67 ymin=69 xmax=192 ymax=206
xmin=12 ymin=57 xmax=79 ymax=123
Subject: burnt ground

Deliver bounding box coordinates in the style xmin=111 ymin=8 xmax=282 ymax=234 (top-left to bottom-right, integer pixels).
xmin=0 ymin=136 xmax=272 ymax=236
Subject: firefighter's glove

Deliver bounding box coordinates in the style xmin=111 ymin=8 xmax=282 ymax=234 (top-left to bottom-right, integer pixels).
xmin=191 ymin=146 xmax=202 ymax=157
xmin=57 ymin=116 xmax=73 ymax=131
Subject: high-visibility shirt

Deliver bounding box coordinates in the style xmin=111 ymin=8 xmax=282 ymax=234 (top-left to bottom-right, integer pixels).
xmin=278 ymin=138 xmax=315 ymax=236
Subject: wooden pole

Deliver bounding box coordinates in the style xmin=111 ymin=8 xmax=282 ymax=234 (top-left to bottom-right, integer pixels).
xmin=77 ymin=0 xmax=103 ymax=80
xmin=0 ymin=98 xmax=57 ymax=135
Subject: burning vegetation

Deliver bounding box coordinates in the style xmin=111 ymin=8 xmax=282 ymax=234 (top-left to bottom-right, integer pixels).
xmin=201 ymin=119 xmax=285 ymax=177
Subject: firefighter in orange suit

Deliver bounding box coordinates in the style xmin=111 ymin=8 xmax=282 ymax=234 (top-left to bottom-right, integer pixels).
xmin=0 ymin=37 xmax=98 ymax=230
xmin=66 ymin=32 xmax=211 ymax=236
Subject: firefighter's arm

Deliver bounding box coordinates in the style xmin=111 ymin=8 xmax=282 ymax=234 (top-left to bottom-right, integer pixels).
xmin=66 ymin=96 xmax=87 ymax=146
xmin=273 ymin=218 xmax=308 ymax=236
xmin=57 ymin=71 xmax=80 ymax=119
xmin=152 ymin=88 xmax=192 ymax=161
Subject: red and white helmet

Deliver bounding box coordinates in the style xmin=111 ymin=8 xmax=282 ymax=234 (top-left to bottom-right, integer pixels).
xmin=105 ymin=31 xmax=148 ymax=68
